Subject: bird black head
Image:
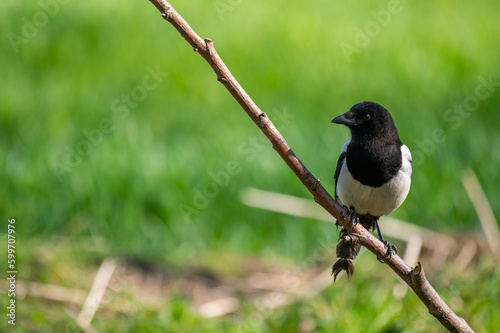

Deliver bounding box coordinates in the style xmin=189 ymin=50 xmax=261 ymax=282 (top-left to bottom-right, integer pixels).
xmin=332 ymin=101 xmax=399 ymax=141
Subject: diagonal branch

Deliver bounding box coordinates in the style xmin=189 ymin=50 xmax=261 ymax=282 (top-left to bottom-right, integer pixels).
xmin=147 ymin=1 xmax=474 ymax=332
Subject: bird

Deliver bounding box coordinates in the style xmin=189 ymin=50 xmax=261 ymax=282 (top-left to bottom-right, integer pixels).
xmin=331 ymin=101 xmax=412 ymax=281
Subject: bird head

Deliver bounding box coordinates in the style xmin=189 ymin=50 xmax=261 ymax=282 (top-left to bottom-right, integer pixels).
xmin=332 ymin=101 xmax=399 ymax=140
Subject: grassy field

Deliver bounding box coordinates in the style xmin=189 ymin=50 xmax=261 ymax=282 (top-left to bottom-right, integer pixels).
xmin=1 ymin=0 xmax=500 ymax=331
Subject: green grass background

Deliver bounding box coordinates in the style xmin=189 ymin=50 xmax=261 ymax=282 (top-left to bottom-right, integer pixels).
xmin=1 ymin=0 xmax=500 ymax=331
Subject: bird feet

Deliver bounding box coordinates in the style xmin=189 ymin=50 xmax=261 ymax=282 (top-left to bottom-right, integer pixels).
xmin=340 ymin=206 xmax=359 ymax=233
xmin=377 ymin=240 xmax=397 ymax=263
xmin=374 ymin=219 xmax=397 ymax=263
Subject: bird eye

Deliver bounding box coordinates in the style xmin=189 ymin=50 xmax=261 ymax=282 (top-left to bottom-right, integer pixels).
xmin=364 ymin=114 xmax=371 ymax=121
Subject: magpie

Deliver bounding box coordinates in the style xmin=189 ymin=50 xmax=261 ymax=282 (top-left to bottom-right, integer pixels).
xmin=331 ymin=101 xmax=412 ymax=281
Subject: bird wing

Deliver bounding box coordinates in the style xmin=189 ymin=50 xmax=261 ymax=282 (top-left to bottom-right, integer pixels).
xmin=334 ymin=140 xmax=350 ymax=203
xmin=401 ymin=144 xmax=413 ymax=177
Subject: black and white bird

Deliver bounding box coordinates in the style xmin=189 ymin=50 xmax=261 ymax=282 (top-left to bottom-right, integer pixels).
xmin=331 ymin=101 xmax=412 ymax=281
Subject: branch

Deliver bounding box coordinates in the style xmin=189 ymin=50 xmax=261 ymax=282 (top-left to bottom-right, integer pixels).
xmin=147 ymin=1 xmax=475 ymax=332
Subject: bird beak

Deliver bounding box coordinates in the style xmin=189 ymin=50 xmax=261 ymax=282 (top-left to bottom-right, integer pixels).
xmin=332 ymin=113 xmax=359 ymax=126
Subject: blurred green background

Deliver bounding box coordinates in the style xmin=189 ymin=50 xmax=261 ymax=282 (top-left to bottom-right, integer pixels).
xmin=1 ymin=0 xmax=500 ymax=331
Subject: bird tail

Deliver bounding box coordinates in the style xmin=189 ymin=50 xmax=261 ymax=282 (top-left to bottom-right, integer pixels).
xmin=331 ymin=215 xmax=376 ymax=281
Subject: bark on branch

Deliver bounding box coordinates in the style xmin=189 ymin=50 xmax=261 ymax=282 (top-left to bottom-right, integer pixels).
xmin=147 ymin=1 xmax=475 ymax=332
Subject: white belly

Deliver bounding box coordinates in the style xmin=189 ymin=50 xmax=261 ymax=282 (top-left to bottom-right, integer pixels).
xmin=337 ymin=159 xmax=411 ymax=217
